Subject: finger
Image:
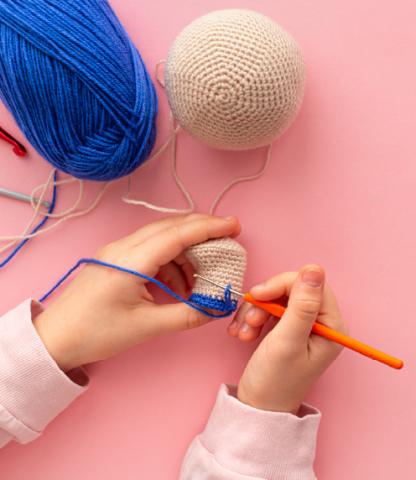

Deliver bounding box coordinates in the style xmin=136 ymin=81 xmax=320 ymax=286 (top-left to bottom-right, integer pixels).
xmin=244 ymin=304 xmax=270 ymax=327
xmin=142 ymin=287 xmax=155 ymax=303
xmin=237 ymin=322 xmax=263 ymax=342
xmin=157 ymin=262 xmax=188 ymax=297
xmin=126 ymin=212 xmax=241 ymax=248
xmin=96 ymin=214 xmax=210 ymax=261
xmin=318 ymin=283 xmax=347 ymax=333
xmin=119 ymin=214 xmax=211 ymax=248
xmin=141 ymin=303 xmax=213 ymax=334
xmin=173 ymin=253 xmax=196 ymax=289
xmin=131 ymin=216 xmax=240 ymax=275
xmin=236 ymin=305 xmax=269 ymax=341
xmin=249 ymin=272 xmax=298 ymax=301
xmin=228 ymin=302 xmax=263 ymax=341
xmin=252 ymin=271 xmax=346 ymax=333
xmin=228 ymin=301 xmax=251 ymax=337
xmin=272 ymin=265 xmax=324 ymax=344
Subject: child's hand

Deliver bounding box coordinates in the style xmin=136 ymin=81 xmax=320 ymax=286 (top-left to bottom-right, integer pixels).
xmin=231 ymin=265 xmax=346 ymax=414
xmin=34 ymin=214 xmax=240 ymax=372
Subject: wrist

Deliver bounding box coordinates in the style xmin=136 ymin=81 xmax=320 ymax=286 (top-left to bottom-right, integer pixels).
xmin=33 ymin=308 xmax=81 ymax=372
xmin=237 ymin=381 xmax=301 ymax=415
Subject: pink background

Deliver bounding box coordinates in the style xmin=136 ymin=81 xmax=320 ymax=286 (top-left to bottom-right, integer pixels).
xmin=0 ymin=0 xmax=415 ymax=478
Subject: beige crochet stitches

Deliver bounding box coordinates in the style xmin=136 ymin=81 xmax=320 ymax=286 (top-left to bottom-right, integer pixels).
xmin=165 ymin=9 xmax=305 ymax=150
xmin=186 ymin=237 xmax=247 ymax=306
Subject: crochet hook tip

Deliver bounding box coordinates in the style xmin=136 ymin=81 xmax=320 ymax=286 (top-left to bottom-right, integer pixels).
xmin=0 ymin=187 xmax=50 ymax=209
xmin=193 ymin=273 xmax=243 ymax=297
xmin=13 ymin=146 xmax=27 ymax=157
xmin=0 ymin=127 xmax=27 ymax=157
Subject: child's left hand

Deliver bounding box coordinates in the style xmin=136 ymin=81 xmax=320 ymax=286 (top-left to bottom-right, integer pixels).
xmin=34 ymin=214 xmax=240 ymax=372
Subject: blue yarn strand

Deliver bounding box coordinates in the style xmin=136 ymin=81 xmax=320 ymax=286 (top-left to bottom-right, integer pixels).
xmin=0 ymin=170 xmax=58 ymax=269
xmin=0 ymin=0 xmax=157 ymax=181
xmin=39 ymin=258 xmax=237 ymax=319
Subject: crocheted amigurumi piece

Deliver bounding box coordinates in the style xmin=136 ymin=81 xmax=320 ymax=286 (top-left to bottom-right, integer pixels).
xmin=185 ymin=237 xmax=247 ymax=312
xmin=165 ymin=9 xmax=305 ymax=151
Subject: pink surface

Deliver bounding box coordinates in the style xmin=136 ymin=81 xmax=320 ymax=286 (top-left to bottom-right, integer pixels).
xmin=0 ymin=0 xmax=414 ymax=478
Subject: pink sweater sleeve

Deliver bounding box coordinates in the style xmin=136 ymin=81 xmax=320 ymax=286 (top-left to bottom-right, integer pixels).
xmin=0 ymin=302 xmax=320 ymax=480
xmin=0 ymin=300 xmax=88 ymax=447
xmin=180 ymin=384 xmax=321 ymax=480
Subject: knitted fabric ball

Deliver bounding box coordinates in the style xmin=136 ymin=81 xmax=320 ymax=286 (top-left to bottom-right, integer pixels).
xmin=186 ymin=237 xmax=247 ymax=312
xmin=165 ymin=9 xmax=305 ymax=151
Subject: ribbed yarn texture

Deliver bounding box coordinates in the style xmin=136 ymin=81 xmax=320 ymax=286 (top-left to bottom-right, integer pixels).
xmin=0 ymin=0 xmax=157 ymax=181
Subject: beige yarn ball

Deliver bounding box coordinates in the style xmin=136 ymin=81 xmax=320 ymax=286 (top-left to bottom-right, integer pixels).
xmin=165 ymin=9 xmax=305 ymax=151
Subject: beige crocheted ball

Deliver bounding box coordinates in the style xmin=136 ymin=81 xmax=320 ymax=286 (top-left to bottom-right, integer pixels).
xmin=165 ymin=9 xmax=305 ymax=151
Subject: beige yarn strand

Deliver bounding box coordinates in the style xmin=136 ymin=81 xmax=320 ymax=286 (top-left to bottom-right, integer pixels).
xmin=0 ymin=183 xmax=109 ymax=242
xmin=150 ymin=50 xmax=276 ymax=216
xmin=121 ymin=60 xmax=195 ymax=214
xmin=30 ymin=176 xmax=84 ymax=219
xmin=0 ymin=169 xmax=54 ymax=255
xmin=123 ymin=118 xmax=272 ymax=215
xmin=209 ymin=143 xmax=273 ymax=215
xmin=122 ymin=116 xmax=195 ymax=214
xmin=155 ymin=60 xmax=166 ymax=88
xmin=0 ymin=170 xmax=109 ymax=245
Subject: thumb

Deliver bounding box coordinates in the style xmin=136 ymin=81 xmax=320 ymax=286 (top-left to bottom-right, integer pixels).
xmin=273 ymin=265 xmax=325 ymax=343
xmin=142 ymin=303 xmax=213 ymax=335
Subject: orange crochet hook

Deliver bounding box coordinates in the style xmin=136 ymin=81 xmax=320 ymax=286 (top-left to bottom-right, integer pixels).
xmin=244 ymin=293 xmax=403 ymax=370
xmin=194 ymin=274 xmax=404 ymax=370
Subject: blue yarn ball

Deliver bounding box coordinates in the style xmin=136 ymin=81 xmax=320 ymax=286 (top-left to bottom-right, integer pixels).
xmin=0 ymin=0 xmax=157 ymax=181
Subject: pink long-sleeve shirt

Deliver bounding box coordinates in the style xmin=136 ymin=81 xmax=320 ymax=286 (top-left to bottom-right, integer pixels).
xmin=0 ymin=300 xmax=321 ymax=479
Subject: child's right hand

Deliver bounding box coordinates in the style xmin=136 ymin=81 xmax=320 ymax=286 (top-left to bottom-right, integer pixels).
xmin=230 ymin=265 xmax=347 ymax=414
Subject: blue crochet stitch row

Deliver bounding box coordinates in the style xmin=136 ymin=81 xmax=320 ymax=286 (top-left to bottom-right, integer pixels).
xmin=40 ymin=258 xmax=237 ymax=319
xmin=188 ymin=292 xmax=237 ymax=313
xmin=0 ymin=0 xmax=157 ymax=181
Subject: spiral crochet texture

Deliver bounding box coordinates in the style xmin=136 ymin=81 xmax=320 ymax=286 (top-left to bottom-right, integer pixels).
xmin=0 ymin=0 xmax=157 ymax=181
xmin=165 ymin=9 xmax=305 ymax=151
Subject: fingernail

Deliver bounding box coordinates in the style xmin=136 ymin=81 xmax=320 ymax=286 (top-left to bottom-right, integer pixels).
xmin=245 ymin=306 xmax=257 ymax=321
xmin=240 ymin=323 xmax=250 ymax=333
xmin=250 ymin=282 xmax=267 ymax=295
xmin=223 ymin=216 xmax=235 ymax=221
xmin=301 ymin=269 xmax=323 ymax=287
